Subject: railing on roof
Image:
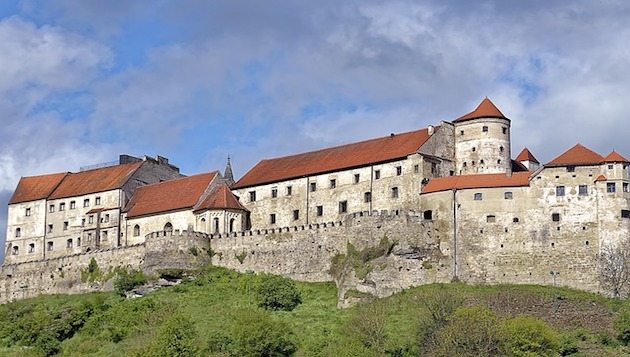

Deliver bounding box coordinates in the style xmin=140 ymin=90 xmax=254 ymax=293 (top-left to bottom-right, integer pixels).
xmin=79 ymin=160 xmax=119 ymax=172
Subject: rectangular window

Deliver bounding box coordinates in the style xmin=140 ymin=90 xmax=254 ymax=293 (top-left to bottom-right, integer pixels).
xmin=271 ymin=188 xmax=278 ymax=198
xmin=486 ymin=215 xmax=496 ymax=223
xmin=249 ymin=191 xmax=256 ymax=202
xmin=269 ymin=214 xmax=276 ymax=225
xmin=49 ymin=204 xmax=55 ymax=213
xmin=12 ymin=246 xmax=18 ymax=255
xmin=47 ymin=242 xmax=54 ymax=251
xmin=89 ymin=215 xmax=94 ymax=224
xmin=482 ymin=126 xmax=489 ymax=132
xmin=607 ymin=182 xmax=616 ymax=193
xmin=47 ymin=224 xmax=53 ymax=233
xmin=81 ymin=218 xmax=85 ymax=227
xmin=95 ymin=197 xmax=101 ymax=205
xmin=25 ymin=208 xmax=31 ymax=216
xmin=77 ymin=237 xmax=81 ymax=246
xmin=293 ymin=210 xmax=299 ymax=221
xmin=67 ymin=239 xmax=73 ymax=248
xmin=474 ymin=193 xmax=483 ymax=201
xmin=286 ymin=186 xmax=292 ymax=196
xmin=59 ymin=202 xmax=65 ymax=211
xmin=330 ymin=179 xmax=336 ymax=188
xmin=622 ymin=210 xmax=630 ymax=218
xmin=608 ymin=164 xmax=614 ymax=170
xmin=504 ymin=192 xmax=513 ymax=200
xmin=354 ymin=174 xmax=360 ymax=183
xmin=552 ymin=213 xmax=561 ymax=222
xmin=624 ymin=183 xmax=629 ymax=193
xmin=391 ymin=187 xmax=399 ymax=198
xmin=567 ymin=166 xmax=575 ymax=172
xmin=339 ymin=200 xmax=348 ymax=213
xmin=104 ymin=214 xmax=110 ymax=223
xmin=83 ymin=199 xmax=90 ymax=207
xmin=556 ymin=186 xmax=565 ymax=196
xmin=364 ymin=192 xmax=372 ymax=203
xmin=579 ymin=185 xmax=588 ymax=196
xmin=28 ymin=243 xmax=35 ymax=253
xmin=87 ymin=232 xmax=93 ymax=241
xmin=431 ymin=163 xmax=437 ymax=174
xmin=70 ymin=201 xmax=76 ymax=209
xmin=63 ymin=221 xmax=68 ymax=230
xmin=102 ymin=230 xmax=108 ymax=240
xmin=310 ymin=182 xmax=317 ymax=192
xmin=374 ymin=170 xmax=381 ymax=180
xmin=502 ymin=127 xmax=507 ymax=134
xmin=414 ymin=165 xmax=419 ymax=174
xmin=316 ymin=205 xmax=323 ymax=217
xmin=396 ymin=166 xmax=402 ymax=176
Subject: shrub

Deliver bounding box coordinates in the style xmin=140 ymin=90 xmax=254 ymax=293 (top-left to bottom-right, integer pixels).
xmin=256 ymin=274 xmax=302 ymax=311
xmin=34 ymin=331 xmax=61 ymax=356
xmin=151 ymin=314 xmax=198 ymax=357
xmin=502 ymin=316 xmax=559 ymax=357
xmin=230 ymin=308 xmax=296 ymax=357
xmin=614 ymin=306 xmax=630 ymax=345
xmin=236 ymin=251 xmax=247 ymax=264
xmin=346 ymin=301 xmax=388 ymax=353
xmin=113 ymin=268 xmax=148 ymax=296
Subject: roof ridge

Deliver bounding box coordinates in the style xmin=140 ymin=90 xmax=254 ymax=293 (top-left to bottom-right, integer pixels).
xmin=453 ymin=98 xmax=508 ymax=122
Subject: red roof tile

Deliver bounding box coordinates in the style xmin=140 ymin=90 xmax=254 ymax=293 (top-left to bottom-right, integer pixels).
xmin=453 ymin=98 xmax=508 ymax=122
xmin=546 ymin=144 xmax=603 ymax=167
xmin=515 ymin=148 xmax=539 ymax=164
xmin=9 ymin=172 xmax=68 ymax=204
xmin=124 ymin=172 xmax=218 ymax=218
xmin=233 ymin=128 xmax=433 ymax=189
xmin=49 ymin=162 xmax=144 ymax=199
xmin=421 ymin=172 xmax=531 ymax=194
xmin=601 ymin=151 xmax=630 ymax=163
xmin=595 ymin=175 xmax=607 ymax=182
xmin=194 ymin=184 xmax=248 ymax=212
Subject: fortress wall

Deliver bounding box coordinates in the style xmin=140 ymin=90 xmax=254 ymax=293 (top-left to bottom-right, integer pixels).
xmin=142 ymin=230 xmax=212 ymax=274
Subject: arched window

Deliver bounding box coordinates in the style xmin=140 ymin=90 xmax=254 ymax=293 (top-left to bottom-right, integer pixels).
xmin=133 ymin=225 xmax=140 ymax=237
xmin=15 ymin=228 xmax=21 ymax=238
xmin=213 ymin=218 xmax=220 ymax=233
xmin=229 ymin=218 xmax=235 ymax=233
xmin=164 ymin=222 xmax=173 ymax=233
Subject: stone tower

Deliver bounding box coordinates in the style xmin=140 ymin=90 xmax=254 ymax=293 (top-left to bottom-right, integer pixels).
xmin=224 ymin=156 xmax=235 ymax=186
xmin=453 ymin=98 xmax=512 ymax=175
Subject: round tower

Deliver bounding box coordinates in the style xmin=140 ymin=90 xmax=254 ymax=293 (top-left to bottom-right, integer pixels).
xmin=453 ymin=98 xmax=511 ymax=175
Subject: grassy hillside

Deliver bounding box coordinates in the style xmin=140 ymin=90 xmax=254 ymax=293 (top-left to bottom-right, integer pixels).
xmin=1 ymin=265 xmax=629 ymax=356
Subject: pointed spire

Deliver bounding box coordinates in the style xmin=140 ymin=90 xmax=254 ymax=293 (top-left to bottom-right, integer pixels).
xmin=454 ymin=98 xmax=508 ymax=122
xmin=224 ymin=155 xmax=235 ymax=186
xmin=515 ymin=148 xmax=540 ymax=164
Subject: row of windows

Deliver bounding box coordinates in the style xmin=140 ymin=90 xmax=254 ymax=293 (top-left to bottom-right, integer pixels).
xmin=10 ymin=237 xmax=84 ymax=256
xmin=470 ymin=146 xmax=504 ymax=153
xmin=42 ymin=197 xmax=102 ymax=215
xmin=473 ymin=192 xmax=513 ymax=201
xmin=463 ymin=159 xmax=502 ymax=168
xmin=459 ymin=126 xmax=508 ymax=135
xmin=555 ymin=182 xmax=629 ymax=196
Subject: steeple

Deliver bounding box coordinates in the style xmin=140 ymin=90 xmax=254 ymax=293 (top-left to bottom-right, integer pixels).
xmin=224 ymin=156 xmax=235 ymax=186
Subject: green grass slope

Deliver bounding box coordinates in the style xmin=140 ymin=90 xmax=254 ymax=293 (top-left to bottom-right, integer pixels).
xmin=1 ymin=265 xmax=629 ymax=356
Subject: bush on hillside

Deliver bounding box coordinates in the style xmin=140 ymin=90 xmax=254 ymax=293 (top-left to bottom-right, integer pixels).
xmin=614 ymin=306 xmax=630 ymax=345
xmin=502 ymin=315 xmax=559 ymax=357
xmin=256 ymin=274 xmax=302 ymax=311
xmin=229 ymin=308 xmax=297 ymax=357
xmin=113 ymin=268 xmax=148 ymax=296
xmin=151 ymin=314 xmax=198 ymax=357
xmin=346 ymin=301 xmax=388 ymax=353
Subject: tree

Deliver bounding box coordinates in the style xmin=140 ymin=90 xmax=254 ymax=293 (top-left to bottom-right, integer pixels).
xmin=152 ymin=314 xmax=198 ymax=357
xmin=230 ymin=308 xmax=297 ymax=357
xmin=345 ymin=301 xmax=388 ymax=353
xmin=256 ymin=274 xmax=302 ymax=311
xmin=600 ymin=239 xmax=630 ymax=298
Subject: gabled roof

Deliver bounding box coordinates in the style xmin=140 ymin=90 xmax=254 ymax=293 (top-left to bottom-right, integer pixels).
xmin=515 ymin=148 xmax=539 ymax=164
xmin=421 ymin=172 xmax=531 ymax=194
xmin=595 ymin=175 xmax=607 ymax=182
xmin=546 ymin=144 xmax=603 ymax=167
xmin=9 ymin=172 xmax=68 ymax=204
xmin=453 ymin=98 xmax=508 ymax=123
xmin=194 ymin=184 xmax=248 ymax=213
xmin=233 ymin=128 xmax=433 ymax=189
xmin=601 ymin=151 xmax=630 ymax=163
xmin=49 ymin=162 xmax=144 ymax=199
xmin=124 ymin=172 xmax=218 ymax=218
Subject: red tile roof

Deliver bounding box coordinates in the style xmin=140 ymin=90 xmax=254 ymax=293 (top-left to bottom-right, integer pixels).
xmin=546 ymin=144 xmax=603 ymax=167
xmin=233 ymin=128 xmax=433 ymax=189
xmin=194 ymin=184 xmax=249 ymax=212
xmin=49 ymin=162 xmax=144 ymax=199
xmin=601 ymin=151 xmax=630 ymax=163
xmin=515 ymin=148 xmax=539 ymax=164
xmin=595 ymin=175 xmax=607 ymax=182
xmin=421 ymin=172 xmax=531 ymax=194
xmin=453 ymin=98 xmax=508 ymax=123
xmin=124 ymin=172 xmax=218 ymax=218
xmin=9 ymin=172 xmax=68 ymax=204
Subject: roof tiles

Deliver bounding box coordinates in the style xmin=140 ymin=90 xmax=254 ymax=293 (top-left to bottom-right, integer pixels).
xmin=421 ymin=172 xmax=531 ymax=194
xmin=195 ymin=184 xmax=248 ymax=212
xmin=124 ymin=172 xmax=218 ymax=218
xmin=546 ymin=144 xmax=603 ymax=167
xmin=233 ymin=128 xmax=432 ymax=189
xmin=601 ymin=151 xmax=630 ymax=163
xmin=9 ymin=172 xmax=68 ymax=204
xmin=453 ymin=98 xmax=508 ymax=123
xmin=49 ymin=162 xmax=143 ymax=199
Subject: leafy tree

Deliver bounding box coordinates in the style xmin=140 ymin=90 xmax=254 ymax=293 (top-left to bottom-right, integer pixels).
xmin=502 ymin=316 xmax=559 ymax=357
xmin=230 ymin=308 xmax=297 ymax=357
xmin=256 ymin=274 xmax=302 ymax=311
xmin=151 ymin=314 xmax=198 ymax=357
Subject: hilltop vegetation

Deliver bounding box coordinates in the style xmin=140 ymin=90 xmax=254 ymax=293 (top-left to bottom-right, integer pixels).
xmin=0 ymin=265 xmax=629 ymax=356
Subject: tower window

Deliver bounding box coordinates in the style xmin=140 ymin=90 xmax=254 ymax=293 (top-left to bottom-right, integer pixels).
xmin=271 ymin=188 xmax=278 ymax=198
xmin=12 ymin=246 xmax=18 ymax=255
xmin=293 ymin=210 xmax=300 ymax=221
xmin=15 ymin=228 xmax=21 ymax=238
xmin=497 ymin=159 xmax=502 ymax=164
xmin=431 ymin=163 xmax=437 ymax=174
xmin=414 ymin=165 xmax=419 ymax=174
xmin=472 ymin=147 xmax=476 ymax=152
xmin=67 ymin=239 xmax=73 ymax=248
xmin=624 ymin=183 xmax=629 ymax=192
xmin=47 ymin=224 xmax=53 ymax=233
xmin=423 ymin=210 xmax=433 ymax=220
xmin=500 ymin=146 xmax=504 ymax=153
xmin=502 ymin=127 xmax=507 ymax=134
xmin=391 ymin=187 xmax=399 ymax=198
xmin=28 ymin=243 xmax=35 ymax=253
xmin=482 ymin=126 xmax=488 ymax=132
xmin=269 ymin=214 xmax=276 ymax=225
xmin=63 ymin=221 xmax=68 ymax=230
xmin=339 ymin=201 xmax=348 ymax=213
xmin=460 ymin=130 xmax=464 ymax=135
xmin=25 ymin=208 xmax=31 ymax=216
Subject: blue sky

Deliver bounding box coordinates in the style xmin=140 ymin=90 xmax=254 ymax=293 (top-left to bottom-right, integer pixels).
xmin=2 ymin=1 xmax=630 ymax=260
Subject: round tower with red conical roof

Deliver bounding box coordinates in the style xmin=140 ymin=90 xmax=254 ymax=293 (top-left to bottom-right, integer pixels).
xmin=453 ymin=98 xmax=512 ymax=175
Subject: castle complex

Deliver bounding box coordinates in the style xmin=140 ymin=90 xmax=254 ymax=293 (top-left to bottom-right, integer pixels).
xmin=2 ymin=98 xmax=629 ymax=303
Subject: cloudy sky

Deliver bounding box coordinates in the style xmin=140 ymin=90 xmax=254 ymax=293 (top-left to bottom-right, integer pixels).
xmin=1 ymin=1 xmax=630 ymax=259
